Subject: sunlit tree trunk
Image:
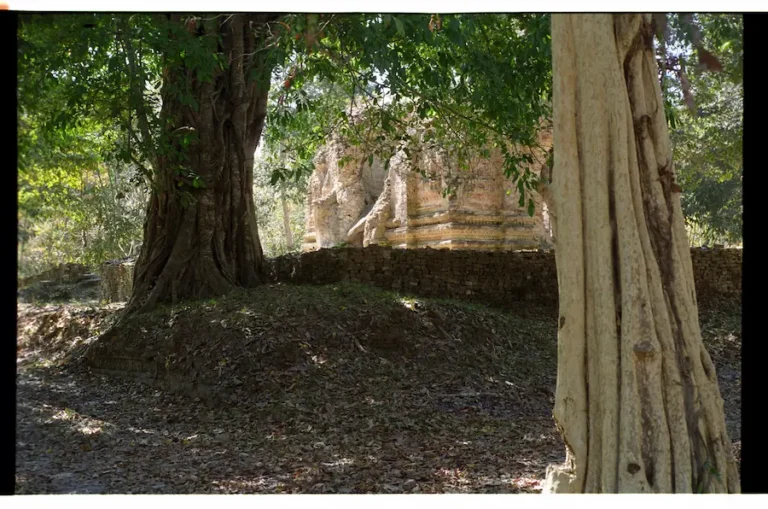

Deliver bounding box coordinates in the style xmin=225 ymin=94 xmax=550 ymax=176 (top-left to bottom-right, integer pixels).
xmin=281 ymin=191 xmax=294 ymax=250
xmin=543 ymin=14 xmax=739 ymax=493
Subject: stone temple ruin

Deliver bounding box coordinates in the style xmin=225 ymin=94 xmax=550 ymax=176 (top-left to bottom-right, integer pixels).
xmin=303 ymin=120 xmax=553 ymax=252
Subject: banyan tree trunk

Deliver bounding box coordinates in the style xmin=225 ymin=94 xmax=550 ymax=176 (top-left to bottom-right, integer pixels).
xmin=125 ymin=14 xmax=279 ymax=315
xmin=543 ymin=14 xmax=739 ymax=493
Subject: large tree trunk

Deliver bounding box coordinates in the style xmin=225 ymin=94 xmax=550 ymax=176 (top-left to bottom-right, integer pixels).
xmin=281 ymin=191 xmax=294 ymax=250
xmin=125 ymin=14 xmax=279 ymax=315
xmin=543 ymin=14 xmax=739 ymax=493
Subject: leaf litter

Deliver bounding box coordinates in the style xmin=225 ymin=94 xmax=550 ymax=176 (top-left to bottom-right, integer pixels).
xmin=16 ymin=284 xmax=741 ymax=493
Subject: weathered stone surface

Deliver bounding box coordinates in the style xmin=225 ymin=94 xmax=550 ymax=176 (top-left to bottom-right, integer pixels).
xmin=99 ymin=257 xmax=135 ymax=303
xmin=268 ymin=246 xmax=741 ymax=309
xmin=303 ymin=122 xmax=554 ymax=252
xmin=303 ymin=131 xmax=388 ymax=250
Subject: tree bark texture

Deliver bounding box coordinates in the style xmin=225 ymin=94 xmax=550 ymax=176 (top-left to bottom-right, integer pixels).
xmin=281 ymin=192 xmax=294 ymax=250
xmin=126 ymin=14 xmax=280 ymax=314
xmin=543 ymin=14 xmax=739 ymax=493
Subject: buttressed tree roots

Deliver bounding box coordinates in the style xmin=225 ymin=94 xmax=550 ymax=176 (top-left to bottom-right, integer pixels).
xmin=127 ymin=14 xmax=278 ymax=315
xmin=543 ymin=14 xmax=739 ymax=493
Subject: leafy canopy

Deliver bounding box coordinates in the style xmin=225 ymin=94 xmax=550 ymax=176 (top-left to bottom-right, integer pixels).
xmin=17 ymin=12 xmax=741 ymax=273
xmin=264 ymin=14 xmax=552 ymax=211
xmin=656 ymin=14 xmax=742 ymax=245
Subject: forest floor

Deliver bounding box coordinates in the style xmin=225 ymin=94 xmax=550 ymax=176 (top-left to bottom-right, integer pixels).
xmin=15 ymin=283 xmax=742 ymax=494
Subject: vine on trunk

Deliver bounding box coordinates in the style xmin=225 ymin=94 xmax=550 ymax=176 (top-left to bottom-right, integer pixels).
xmin=125 ymin=14 xmax=281 ymax=316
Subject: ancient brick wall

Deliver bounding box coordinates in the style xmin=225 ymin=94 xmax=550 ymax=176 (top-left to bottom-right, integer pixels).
xmin=689 ymin=247 xmax=742 ymax=302
xmin=267 ymin=246 xmax=741 ymax=308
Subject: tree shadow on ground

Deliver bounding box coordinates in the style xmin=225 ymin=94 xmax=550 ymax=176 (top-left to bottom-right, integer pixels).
xmin=16 ymin=286 xmax=740 ymax=494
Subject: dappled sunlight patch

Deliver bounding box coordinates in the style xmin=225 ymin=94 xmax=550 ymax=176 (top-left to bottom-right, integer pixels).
xmin=51 ymin=408 xmax=78 ymax=421
xmin=310 ymin=354 xmax=327 ymax=366
xmin=19 ymin=356 xmax=56 ymax=369
xmin=321 ymin=456 xmax=355 ymax=469
xmin=510 ymin=475 xmax=543 ymax=491
xmin=182 ymin=434 xmax=200 ymax=444
xmin=126 ymin=426 xmax=157 ymax=435
xmin=473 ymin=473 xmax=543 ymax=492
xmin=521 ymin=432 xmax=550 ymax=443
xmin=399 ymin=297 xmax=421 ymax=311
xmin=79 ymin=424 xmax=103 ymax=436
xmin=16 ymin=283 xmax=740 ymax=494
xmin=433 ymin=465 xmax=544 ymax=493
xmin=211 ymin=476 xmax=290 ymax=493
xmin=44 ymin=406 xmax=112 ymax=436
xmin=434 ymin=467 xmax=472 ymax=490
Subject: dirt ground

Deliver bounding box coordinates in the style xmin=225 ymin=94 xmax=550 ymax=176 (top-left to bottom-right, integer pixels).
xmin=15 ymin=284 xmax=741 ymax=494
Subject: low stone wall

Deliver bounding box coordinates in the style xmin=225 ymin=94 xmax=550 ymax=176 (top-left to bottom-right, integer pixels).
xmin=689 ymin=247 xmax=742 ymax=301
xmin=18 ymin=263 xmax=90 ymax=288
xmin=267 ymin=246 xmax=741 ymax=308
xmin=96 ymin=247 xmax=741 ymax=307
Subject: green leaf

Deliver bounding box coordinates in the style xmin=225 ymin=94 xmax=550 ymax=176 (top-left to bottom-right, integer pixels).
xmin=394 ymin=17 xmax=405 ymax=37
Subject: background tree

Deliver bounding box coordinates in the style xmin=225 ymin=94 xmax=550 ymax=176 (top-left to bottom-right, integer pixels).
xmin=544 ymin=13 xmax=739 ymax=493
xmin=658 ymin=14 xmax=743 ymax=246
xmin=19 ymin=13 xmax=553 ymax=314
xmin=17 ymin=17 xmax=151 ymax=276
xmin=19 ymin=13 xmax=295 ymax=313
xmin=252 ymin=146 xmax=311 ymax=257
xmin=122 ymin=13 xmax=290 ymax=313
xmin=20 ymin=13 xmax=739 ymax=317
